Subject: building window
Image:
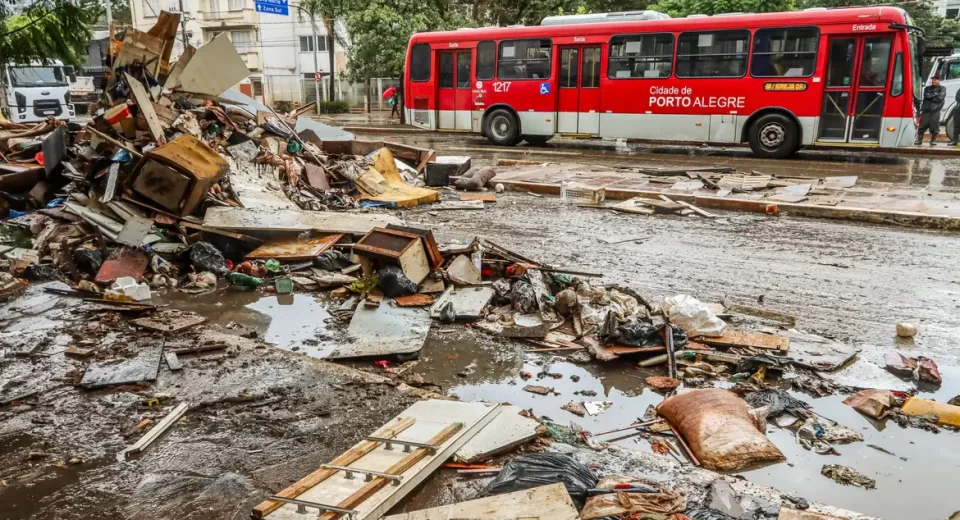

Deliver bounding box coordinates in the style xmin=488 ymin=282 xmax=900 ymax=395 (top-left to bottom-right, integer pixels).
xmin=142 ymin=0 xmax=159 ymax=16
xmin=231 ymin=31 xmax=253 ymax=53
xmin=298 ymin=36 xmax=326 ymax=52
xmin=608 ymin=33 xmax=674 ymax=79
xmin=948 ymin=8 xmax=959 ymax=18
xmin=228 ymin=0 xmax=244 ymax=10
xmin=476 ymin=41 xmax=495 ymax=81
xmin=676 ymin=30 xmax=750 ymax=78
xmin=498 ymin=39 xmax=551 ymax=80
xmin=252 ymin=79 xmax=263 ymax=96
xmin=410 ymin=43 xmax=430 ymax=82
xmin=751 ymin=27 xmax=818 ymax=77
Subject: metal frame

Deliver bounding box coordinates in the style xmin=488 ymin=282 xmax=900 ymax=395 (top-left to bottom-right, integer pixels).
xmin=267 ymin=496 xmax=358 ymax=519
xmin=364 ymin=436 xmax=443 ymax=455
xmin=320 ymin=465 xmax=403 ymax=486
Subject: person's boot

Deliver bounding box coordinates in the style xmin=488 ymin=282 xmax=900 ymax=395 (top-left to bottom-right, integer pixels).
xmin=930 ymin=132 xmax=939 ymax=146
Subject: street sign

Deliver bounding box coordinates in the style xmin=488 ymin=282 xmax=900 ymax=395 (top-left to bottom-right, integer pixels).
xmin=255 ymin=0 xmax=288 ymax=15
xmin=314 ymin=72 xmax=322 ymax=81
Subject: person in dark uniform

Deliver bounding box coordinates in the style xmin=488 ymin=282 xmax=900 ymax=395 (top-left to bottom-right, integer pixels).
xmin=949 ymin=87 xmax=960 ymax=146
xmin=917 ymin=77 xmax=946 ymax=146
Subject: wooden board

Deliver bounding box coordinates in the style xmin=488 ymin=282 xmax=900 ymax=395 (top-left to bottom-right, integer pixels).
xmin=696 ymin=329 xmax=790 ymax=352
xmin=124 ymin=72 xmax=165 ymax=145
xmin=132 ymin=310 xmax=206 ymax=332
xmin=263 ymin=400 xmax=502 ymax=520
xmin=336 ymin=302 xmax=431 ymax=359
xmin=453 ymin=405 xmax=541 ymax=463
xmin=383 ymin=484 xmax=578 ymax=520
xmin=394 ymin=294 xmax=436 ymax=307
xmin=202 ymin=207 xmax=401 ymax=235
xmin=612 ymin=198 xmax=655 ymax=215
xmin=245 ymin=234 xmax=342 ymax=261
xmin=459 ymin=193 xmax=496 ymax=202
xmin=80 ymin=344 xmax=163 ymax=389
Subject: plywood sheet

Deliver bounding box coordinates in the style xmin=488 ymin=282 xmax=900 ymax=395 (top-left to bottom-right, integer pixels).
xmin=383 ymin=484 xmax=577 ymax=520
xmin=178 ymin=33 xmax=249 ymax=97
xmin=124 ymin=72 xmax=165 ymax=144
xmin=430 ymin=286 xmax=494 ymax=320
xmin=334 ymin=301 xmax=431 ymax=359
xmin=80 ymin=344 xmax=162 ymax=388
xmin=265 ymin=400 xmax=501 ymax=520
xmin=454 ymin=405 xmax=540 ymax=463
xmin=203 ymin=207 xmax=400 ymax=235
xmin=245 ymin=234 xmax=342 ymax=261
xmin=358 ymin=148 xmax=439 ymax=208
xmin=696 ymin=329 xmax=790 ymax=352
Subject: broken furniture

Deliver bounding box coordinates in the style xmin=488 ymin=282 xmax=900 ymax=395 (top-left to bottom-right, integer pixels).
xmin=353 ymin=228 xmax=431 ymax=285
xmin=127 ymin=134 xmax=228 ymax=216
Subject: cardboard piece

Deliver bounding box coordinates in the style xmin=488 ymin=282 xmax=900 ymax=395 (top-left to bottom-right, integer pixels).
xmin=358 ymin=148 xmax=439 ymax=207
xmin=177 ymin=33 xmax=250 ymax=97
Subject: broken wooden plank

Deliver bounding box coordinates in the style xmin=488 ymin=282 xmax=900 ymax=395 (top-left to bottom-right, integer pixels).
xmin=252 ymin=417 xmax=417 ymax=518
xmin=459 ymin=193 xmax=496 ymax=202
xmin=121 ymin=402 xmax=189 ymax=459
xmin=124 ymin=72 xmax=166 ymax=145
xmin=245 ymin=233 xmax=343 ymax=261
xmin=453 ymin=405 xmax=541 ymax=463
xmin=674 ymin=200 xmax=716 ymax=218
xmin=202 ymin=207 xmax=401 ymax=235
xmin=393 ymin=294 xmax=436 ymax=307
xmin=611 ymin=198 xmax=655 ymax=215
xmin=382 ymin=483 xmax=578 ymax=520
xmin=695 ymin=329 xmax=790 ymax=352
xmin=131 ymin=310 xmax=206 ymax=332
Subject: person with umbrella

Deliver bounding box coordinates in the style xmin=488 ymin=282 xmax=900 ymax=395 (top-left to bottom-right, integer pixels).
xmin=383 ymin=86 xmax=399 ymax=119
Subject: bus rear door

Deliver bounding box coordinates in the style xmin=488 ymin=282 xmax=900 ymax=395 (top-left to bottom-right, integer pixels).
xmin=818 ymin=34 xmax=894 ymax=144
xmin=437 ymin=49 xmax=474 ymax=130
xmin=556 ymin=45 xmax=602 ymax=135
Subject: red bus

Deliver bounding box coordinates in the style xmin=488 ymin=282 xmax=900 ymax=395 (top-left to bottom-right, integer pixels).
xmin=403 ymin=7 xmax=924 ymax=158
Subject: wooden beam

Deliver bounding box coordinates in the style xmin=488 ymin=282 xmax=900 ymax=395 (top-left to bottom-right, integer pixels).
xmin=122 ymin=402 xmax=189 ymax=459
xmin=318 ymin=422 xmax=464 ymax=520
xmin=252 ymin=417 xmax=417 ymax=518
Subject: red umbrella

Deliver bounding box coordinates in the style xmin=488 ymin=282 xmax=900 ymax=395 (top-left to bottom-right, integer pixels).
xmin=382 ymin=86 xmax=397 ymax=99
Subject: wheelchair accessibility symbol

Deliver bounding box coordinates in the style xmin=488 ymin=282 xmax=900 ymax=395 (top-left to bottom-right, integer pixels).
xmin=539 ymin=82 xmax=550 ymax=95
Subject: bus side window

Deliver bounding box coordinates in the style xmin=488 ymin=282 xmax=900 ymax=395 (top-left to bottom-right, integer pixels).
xmin=751 ymin=27 xmax=818 ymax=78
xmin=891 ymin=53 xmax=903 ymax=97
xmin=439 ymin=53 xmax=454 ymax=88
xmin=498 ymin=39 xmax=552 ymax=80
xmin=477 ymin=41 xmax=496 ymax=81
xmin=608 ymin=33 xmax=674 ymax=79
xmin=677 ymin=30 xmax=750 ymax=78
xmin=410 ymin=43 xmax=431 ymax=82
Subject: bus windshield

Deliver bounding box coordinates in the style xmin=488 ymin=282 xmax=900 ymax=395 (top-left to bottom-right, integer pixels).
xmin=9 ymin=66 xmax=66 ymax=88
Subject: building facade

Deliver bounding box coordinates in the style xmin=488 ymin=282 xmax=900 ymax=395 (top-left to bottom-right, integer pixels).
xmin=128 ymin=0 xmax=344 ymax=106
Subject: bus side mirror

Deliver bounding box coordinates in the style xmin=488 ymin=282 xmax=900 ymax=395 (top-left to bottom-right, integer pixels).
xmin=918 ymin=36 xmax=927 ymax=58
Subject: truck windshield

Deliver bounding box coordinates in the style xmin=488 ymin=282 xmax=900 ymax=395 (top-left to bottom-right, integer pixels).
xmin=9 ymin=67 xmax=66 ymax=88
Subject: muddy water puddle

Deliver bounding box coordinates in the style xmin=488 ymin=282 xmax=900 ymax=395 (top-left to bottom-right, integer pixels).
xmin=162 ymin=289 xmax=960 ymax=519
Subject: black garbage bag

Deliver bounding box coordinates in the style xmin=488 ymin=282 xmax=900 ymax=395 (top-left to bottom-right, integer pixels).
xmin=744 ymin=389 xmax=811 ymax=416
xmin=313 ymin=250 xmax=352 ymax=271
xmin=185 ymin=241 xmax=230 ymax=277
xmin=481 ymin=453 xmax=598 ymax=508
xmin=736 ymin=354 xmax=791 ymax=375
xmin=18 ymin=264 xmax=60 ymax=281
xmin=376 ymin=265 xmax=417 ymax=298
xmin=605 ymin=323 xmax=688 ymax=349
xmin=686 ymin=508 xmax=738 ymax=520
xmin=72 ymin=248 xmax=102 ymax=276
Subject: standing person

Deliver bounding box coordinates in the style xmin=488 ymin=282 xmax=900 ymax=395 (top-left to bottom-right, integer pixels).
xmin=950 ymin=87 xmax=960 ymax=146
xmin=389 ymin=89 xmax=400 ymax=119
xmin=917 ymin=77 xmax=946 ymax=146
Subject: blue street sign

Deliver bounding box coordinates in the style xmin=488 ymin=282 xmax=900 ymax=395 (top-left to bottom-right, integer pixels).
xmin=255 ymin=0 xmax=288 ymax=15
xmin=539 ymin=82 xmax=550 ymax=95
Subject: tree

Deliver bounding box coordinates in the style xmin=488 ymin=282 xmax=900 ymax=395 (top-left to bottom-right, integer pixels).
xmin=650 ymin=0 xmax=793 ymax=18
xmin=0 ymin=0 xmax=101 ymax=66
xmin=296 ymin=0 xmax=353 ymax=101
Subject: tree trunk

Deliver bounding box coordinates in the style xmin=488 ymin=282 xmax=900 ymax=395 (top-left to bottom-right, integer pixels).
xmin=311 ymin=14 xmax=322 ymax=109
xmin=364 ymin=77 xmax=371 ymax=114
xmin=324 ymin=18 xmax=336 ymax=102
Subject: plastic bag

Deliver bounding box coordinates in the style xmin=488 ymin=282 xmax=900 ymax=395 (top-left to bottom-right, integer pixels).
xmin=604 ymin=322 xmax=688 ymax=349
xmin=743 ymin=389 xmax=811 ymax=416
xmin=313 ymin=250 xmax=352 ymax=271
xmin=72 ymin=247 xmax=102 ymax=276
xmin=18 ymin=264 xmax=60 ymax=281
xmin=185 ymin=241 xmax=230 ymax=277
xmin=437 ymin=301 xmax=456 ymax=323
xmin=580 ymin=475 xmax=685 ymax=520
xmin=686 ymin=508 xmax=738 ymax=520
xmin=376 ymin=265 xmax=417 ymax=298
xmin=481 ymin=453 xmax=597 ymax=508
xmin=657 ymin=389 xmax=785 ymax=471
xmin=663 ymin=294 xmax=727 ymax=338
xmin=510 ymin=279 xmax=537 ymax=314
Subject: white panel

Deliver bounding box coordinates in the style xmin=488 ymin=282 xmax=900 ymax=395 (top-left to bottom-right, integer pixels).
xmin=600 ymin=113 xmax=709 ymax=141
xmin=798 ymin=116 xmax=817 ymax=146
xmin=455 ymin=110 xmax=471 ymax=130
xmin=408 ymin=108 xmax=434 ymax=130
xmin=578 ymin=112 xmax=599 ymax=134
xmin=709 ymin=114 xmax=736 ymax=143
xmin=471 ymin=110 xmax=483 ymax=133
xmin=557 ymin=112 xmax=578 ymax=133
xmin=882 ymin=117 xmax=916 ymax=147
xmin=438 ymin=109 xmax=455 ymax=130
xmin=517 ymin=111 xmax=555 ymax=136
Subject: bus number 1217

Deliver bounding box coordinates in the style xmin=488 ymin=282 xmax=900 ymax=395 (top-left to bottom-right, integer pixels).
xmin=492 ymin=81 xmax=511 ymax=92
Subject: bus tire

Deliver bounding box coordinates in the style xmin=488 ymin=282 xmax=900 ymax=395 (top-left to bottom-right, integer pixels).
xmin=485 ymin=109 xmax=520 ymax=146
xmin=523 ymin=134 xmax=553 ymax=146
xmin=748 ymin=113 xmax=798 ymax=159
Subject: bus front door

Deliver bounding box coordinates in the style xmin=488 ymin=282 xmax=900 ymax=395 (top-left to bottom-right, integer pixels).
xmin=557 ymin=45 xmax=601 ymax=135
xmin=818 ymin=35 xmax=893 ymax=143
xmin=437 ymin=50 xmax=473 ymax=130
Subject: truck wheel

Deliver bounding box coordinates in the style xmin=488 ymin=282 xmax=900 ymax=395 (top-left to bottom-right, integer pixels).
xmin=485 ymin=109 xmax=520 ymax=146
xmin=748 ymin=113 xmax=799 ymax=159
xmin=523 ymin=134 xmax=554 ymax=146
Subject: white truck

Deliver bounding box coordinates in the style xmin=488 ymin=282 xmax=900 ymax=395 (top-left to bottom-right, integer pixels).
xmin=1 ymin=61 xmax=76 ymax=123
xmin=927 ymin=54 xmax=960 ymax=141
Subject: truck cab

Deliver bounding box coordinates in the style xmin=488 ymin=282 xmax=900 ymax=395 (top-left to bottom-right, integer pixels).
xmin=2 ymin=61 xmax=76 ymax=123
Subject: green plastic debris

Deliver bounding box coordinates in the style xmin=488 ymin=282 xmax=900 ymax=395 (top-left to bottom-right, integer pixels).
xmin=228 ymin=272 xmax=262 ymax=288
xmin=275 ymin=278 xmax=293 ymax=294
xmin=265 ymin=259 xmax=281 ymax=273
xmin=286 ymin=139 xmax=302 ymax=154
xmin=348 ymin=274 xmax=378 ymax=295
xmin=550 ymin=273 xmax=575 ymax=284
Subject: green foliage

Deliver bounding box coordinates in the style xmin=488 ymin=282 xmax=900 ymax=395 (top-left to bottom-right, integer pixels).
xmin=651 ymin=0 xmax=793 ymax=17
xmin=0 ymin=0 xmax=100 ymax=66
xmin=317 ymin=99 xmax=351 ymax=113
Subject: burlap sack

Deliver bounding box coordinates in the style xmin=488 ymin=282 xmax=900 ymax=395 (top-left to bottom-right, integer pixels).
xmin=657 ymin=388 xmax=785 ymax=471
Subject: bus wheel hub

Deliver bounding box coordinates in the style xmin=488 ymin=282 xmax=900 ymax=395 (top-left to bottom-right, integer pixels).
xmin=760 ymin=123 xmax=785 ymax=148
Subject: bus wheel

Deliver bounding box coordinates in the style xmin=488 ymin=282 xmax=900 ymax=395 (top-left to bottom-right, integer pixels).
xmin=485 ymin=109 xmax=520 ymax=146
xmin=748 ymin=113 xmax=798 ymax=159
xmin=523 ymin=135 xmax=554 ymax=146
